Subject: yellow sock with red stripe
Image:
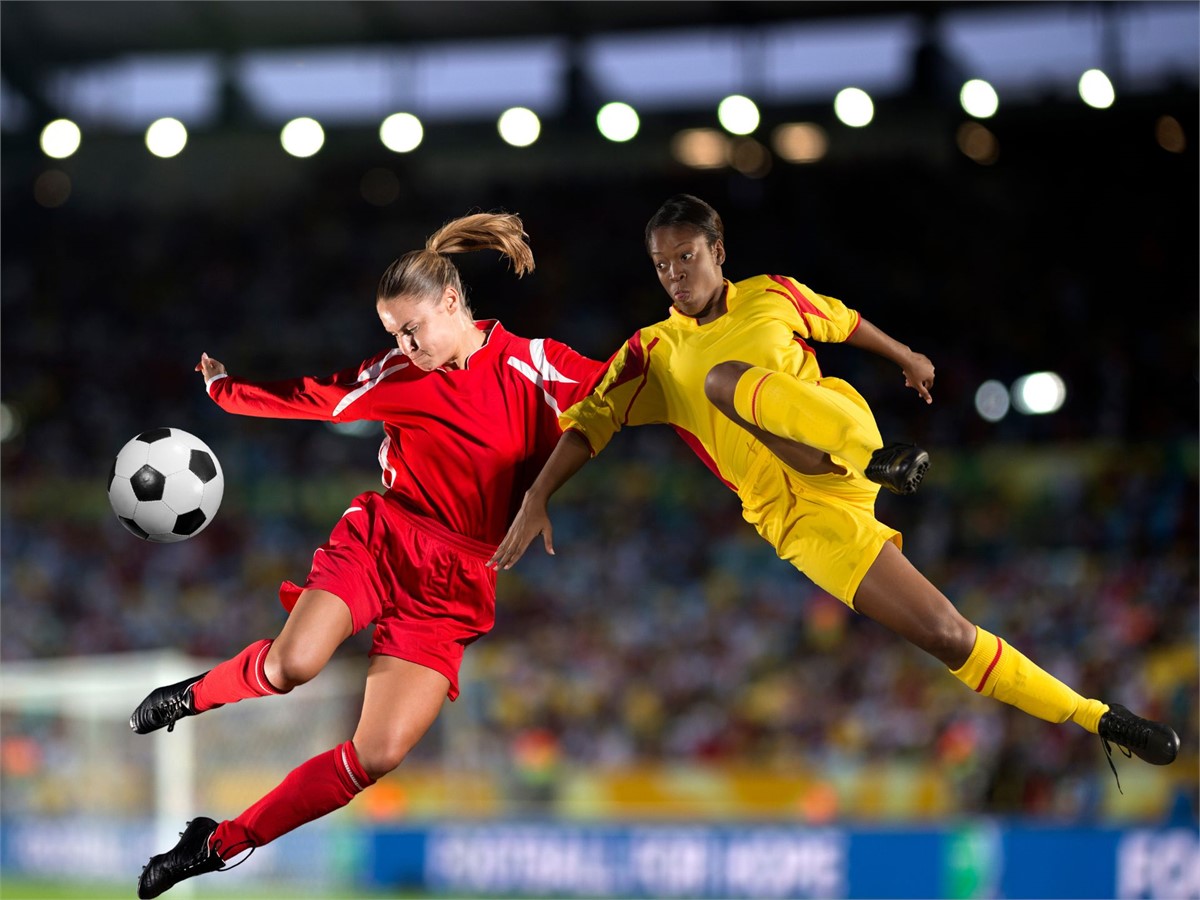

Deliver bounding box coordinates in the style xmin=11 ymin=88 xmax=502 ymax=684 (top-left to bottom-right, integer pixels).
xmin=950 ymin=626 xmax=1107 ymax=733
xmin=732 ymin=366 xmax=879 ymax=475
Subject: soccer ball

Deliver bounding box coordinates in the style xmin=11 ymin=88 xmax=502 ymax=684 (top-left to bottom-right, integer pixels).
xmin=107 ymin=427 xmax=224 ymax=542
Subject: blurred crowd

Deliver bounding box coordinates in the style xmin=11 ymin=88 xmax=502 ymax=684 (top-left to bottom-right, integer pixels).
xmin=2 ymin=117 xmax=1196 ymax=820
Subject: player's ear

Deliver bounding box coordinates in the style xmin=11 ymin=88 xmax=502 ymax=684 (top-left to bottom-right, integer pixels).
xmin=442 ymin=285 xmax=460 ymax=312
xmin=712 ymin=238 xmax=726 ymax=267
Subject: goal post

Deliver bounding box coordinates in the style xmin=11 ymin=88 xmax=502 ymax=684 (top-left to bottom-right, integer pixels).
xmin=0 ymin=649 xmax=368 ymax=892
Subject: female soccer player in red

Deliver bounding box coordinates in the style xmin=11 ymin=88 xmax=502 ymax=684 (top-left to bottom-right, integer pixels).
xmin=490 ymin=193 xmax=1179 ymax=779
xmin=130 ymin=213 xmax=607 ymax=898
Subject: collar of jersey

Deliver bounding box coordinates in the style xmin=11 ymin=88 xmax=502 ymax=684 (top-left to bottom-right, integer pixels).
xmin=666 ymin=279 xmax=737 ymax=329
xmin=456 ymin=319 xmax=501 ymax=370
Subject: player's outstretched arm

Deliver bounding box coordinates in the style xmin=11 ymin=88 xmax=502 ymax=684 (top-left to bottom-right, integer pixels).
xmin=845 ymin=317 xmax=935 ymax=404
xmin=195 ymin=352 xmax=227 ymax=381
xmin=489 ymin=429 xmax=594 ymax=570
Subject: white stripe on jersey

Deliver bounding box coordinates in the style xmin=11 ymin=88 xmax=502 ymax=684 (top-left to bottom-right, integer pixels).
xmin=377 ymin=434 xmax=397 ymax=489
xmin=332 ymin=349 xmax=410 ymax=418
xmin=506 ymin=339 xmax=579 ymax=416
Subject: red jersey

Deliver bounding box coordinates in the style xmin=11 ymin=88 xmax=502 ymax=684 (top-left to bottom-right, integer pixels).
xmin=206 ymin=320 xmax=605 ymax=546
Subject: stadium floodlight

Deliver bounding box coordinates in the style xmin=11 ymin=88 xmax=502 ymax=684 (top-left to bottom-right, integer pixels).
xmin=596 ymin=102 xmax=639 ymax=142
xmin=960 ymin=79 xmax=999 ymax=119
xmin=380 ymin=112 xmax=423 ymax=153
xmin=1079 ymin=69 xmax=1115 ymax=109
xmin=956 ymin=122 xmax=999 ymax=165
xmin=145 ymin=118 xmax=188 ymax=158
xmin=1011 ymin=371 xmax=1067 ymax=415
xmin=772 ymin=123 xmax=828 ymax=164
xmin=1155 ymin=116 xmax=1186 ymax=153
xmin=671 ymin=128 xmax=729 ymax=169
xmin=834 ymin=88 xmax=874 ymax=127
xmin=717 ymin=95 xmax=760 ymax=136
xmin=498 ymin=107 xmax=541 ymax=147
xmin=280 ymin=117 xmax=325 ymax=158
xmin=0 ymin=402 xmax=18 ymax=442
xmin=40 ymin=119 xmax=81 ymax=159
xmin=974 ymin=380 xmax=1010 ymax=422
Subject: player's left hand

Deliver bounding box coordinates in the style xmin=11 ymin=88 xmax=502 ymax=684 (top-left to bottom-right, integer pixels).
xmin=488 ymin=494 xmax=554 ymax=570
xmin=903 ymin=352 xmax=935 ymax=404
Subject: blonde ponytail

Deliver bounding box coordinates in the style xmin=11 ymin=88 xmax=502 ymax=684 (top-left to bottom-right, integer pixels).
xmin=426 ymin=212 xmax=534 ymax=277
xmin=377 ymin=212 xmax=535 ymax=313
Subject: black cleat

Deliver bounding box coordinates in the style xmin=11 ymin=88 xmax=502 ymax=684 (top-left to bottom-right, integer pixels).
xmin=1099 ymin=703 xmax=1179 ymax=766
xmin=130 ymin=672 xmax=212 ymax=734
xmin=137 ymin=817 xmax=225 ymax=899
xmin=865 ymin=442 xmax=930 ymax=495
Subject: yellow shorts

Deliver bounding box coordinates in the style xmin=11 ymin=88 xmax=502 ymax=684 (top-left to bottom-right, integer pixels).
xmin=737 ymin=450 xmax=901 ymax=608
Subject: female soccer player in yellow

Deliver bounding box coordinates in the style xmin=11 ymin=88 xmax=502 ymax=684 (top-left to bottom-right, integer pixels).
xmin=490 ymin=193 xmax=1179 ymax=777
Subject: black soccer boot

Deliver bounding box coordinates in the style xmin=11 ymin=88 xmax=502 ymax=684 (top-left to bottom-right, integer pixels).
xmin=129 ymin=672 xmax=214 ymax=734
xmin=864 ymin=442 xmax=930 ymax=495
xmin=1099 ymin=703 xmax=1180 ymax=766
xmin=137 ymin=817 xmax=225 ymax=899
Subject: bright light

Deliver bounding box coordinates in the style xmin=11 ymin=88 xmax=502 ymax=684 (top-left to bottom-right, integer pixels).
xmin=960 ymin=79 xmax=999 ymax=118
xmin=670 ymin=128 xmax=729 ymax=169
xmin=33 ymin=170 xmax=72 ymax=208
xmin=1155 ymin=115 xmax=1186 ymax=153
xmin=40 ymin=119 xmax=81 ymax=159
xmin=730 ymin=138 xmax=771 ymax=178
xmin=772 ymin=123 xmax=828 ymax=164
xmin=596 ymin=102 xmax=639 ymax=142
xmin=0 ymin=402 xmax=19 ymax=442
xmin=956 ymin=122 xmax=999 ymax=165
xmin=145 ymin=117 xmax=188 ymax=158
xmin=380 ymin=112 xmax=423 ymax=153
xmin=498 ymin=107 xmax=541 ymax=147
xmin=717 ymin=94 xmax=760 ymax=136
xmin=1011 ymin=372 xmax=1067 ymax=415
xmin=1078 ymin=69 xmax=1115 ymax=109
xmin=974 ymin=380 xmax=1010 ymax=422
xmin=833 ymin=88 xmax=874 ymax=127
xmin=280 ymin=117 xmax=325 ymax=157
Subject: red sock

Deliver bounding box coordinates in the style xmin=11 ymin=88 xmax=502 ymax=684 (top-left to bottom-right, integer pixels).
xmin=211 ymin=740 xmax=375 ymax=857
xmin=191 ymin=639 xmax=285 ymax=712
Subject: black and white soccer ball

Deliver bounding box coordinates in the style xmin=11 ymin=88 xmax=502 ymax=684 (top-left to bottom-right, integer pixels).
xmin=107 ymin=427 xmax=224 ymax=542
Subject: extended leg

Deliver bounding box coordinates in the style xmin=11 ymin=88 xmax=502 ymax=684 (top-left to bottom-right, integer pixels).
xmin=853 ymin=541 xmax=1178 ymax=765
xmin=130 ymin=589 xmax=353 ymax=734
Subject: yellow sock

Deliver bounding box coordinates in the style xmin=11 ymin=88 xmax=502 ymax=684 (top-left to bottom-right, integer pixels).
xmin=950 ymin=626 xmax=1108 ymax=733
xmin=731 ymin=367 xmax=879 ymax=474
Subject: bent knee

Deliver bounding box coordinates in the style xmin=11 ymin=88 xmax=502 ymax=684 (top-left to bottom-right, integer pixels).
xmin=354 ymin=739 xmax=412 ymax=780
xmin=265 ymin=645 xmax=325 ymax=690
xmin=704 ymin=360 xmax=752 ymax=408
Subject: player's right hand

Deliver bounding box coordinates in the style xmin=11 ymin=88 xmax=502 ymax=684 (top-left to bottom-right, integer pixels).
xmin=196 ymin=352 xmax=227 ymax=381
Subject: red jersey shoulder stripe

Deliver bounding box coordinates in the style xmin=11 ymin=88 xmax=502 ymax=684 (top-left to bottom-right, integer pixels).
xmin=766 ymin=274 xmax=830 ymax=321
xmin=602 ymin=330 xmax=648 ymax=396
xmin=619 ymin=336 xmax=658 ymax=426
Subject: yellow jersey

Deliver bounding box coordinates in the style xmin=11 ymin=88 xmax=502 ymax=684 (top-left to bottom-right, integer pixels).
xmin=561 ymin=274 xmax=862 ymax=491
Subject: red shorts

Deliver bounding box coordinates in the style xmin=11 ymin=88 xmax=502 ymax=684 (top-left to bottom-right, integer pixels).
xmin=279 ymin=491 xmax=497 ymax=700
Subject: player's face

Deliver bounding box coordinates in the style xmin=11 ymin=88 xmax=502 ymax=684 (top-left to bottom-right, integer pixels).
xmin=648 ymin=225 xmax=727 ymax=324
xmin=378 ymin=288 xmax=470 ymax=370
